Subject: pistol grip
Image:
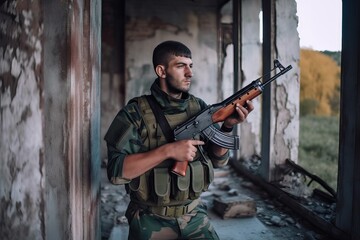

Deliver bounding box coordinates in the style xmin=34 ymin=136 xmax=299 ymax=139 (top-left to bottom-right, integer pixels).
xmin=171 ymin=161 xmax=188 ymax=177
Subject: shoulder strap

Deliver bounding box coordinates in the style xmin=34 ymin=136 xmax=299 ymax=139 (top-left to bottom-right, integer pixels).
xmin=145 ymin=95 xmax=174 ymax=143
xmin=187 ymin=96 xmax=201 ymax=117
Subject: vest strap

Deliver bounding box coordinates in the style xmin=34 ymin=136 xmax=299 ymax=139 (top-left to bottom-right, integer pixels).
xmin=135 ymin=198 xmax=200 ymax=218
xmin=145 ymin=95 xmax=174 ymax=142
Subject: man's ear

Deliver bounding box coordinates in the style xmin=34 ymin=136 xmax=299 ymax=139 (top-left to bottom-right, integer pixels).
xmin=155 ymin=65 xmax=166 ymax=78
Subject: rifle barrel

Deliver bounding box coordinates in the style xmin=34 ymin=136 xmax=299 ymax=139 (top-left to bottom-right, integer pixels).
xmin=262 ymin=65 xmax=292 ymax=88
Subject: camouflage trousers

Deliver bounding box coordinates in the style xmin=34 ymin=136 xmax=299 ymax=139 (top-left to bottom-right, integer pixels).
xmin=126 ymin=201 xmax=219 ymax=240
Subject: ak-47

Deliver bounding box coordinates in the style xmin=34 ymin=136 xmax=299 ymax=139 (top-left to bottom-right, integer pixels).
xmin=172 ymin=60 xmax=292 ymax=176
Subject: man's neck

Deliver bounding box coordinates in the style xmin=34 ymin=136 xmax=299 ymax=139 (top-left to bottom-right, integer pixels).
xmin=158 ymin=78 xmax=183 ymax=99
xmin=167 ymin=92 xmax=182 ymax=99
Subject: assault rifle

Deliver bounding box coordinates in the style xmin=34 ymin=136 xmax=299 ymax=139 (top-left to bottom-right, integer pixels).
xmin=172 ymin=60 xmax=292 ymax=176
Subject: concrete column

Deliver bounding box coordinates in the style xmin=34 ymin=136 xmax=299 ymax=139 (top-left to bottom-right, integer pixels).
xmin=260 ymin=0 xmax=300 ymax=181
xmin=238 ymin=0 xmax=262 ymax=160
xmin=44 ymin=0 xmax=101 ymax=239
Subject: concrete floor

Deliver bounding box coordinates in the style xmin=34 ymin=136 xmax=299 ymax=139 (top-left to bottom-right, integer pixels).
xmin=102 ymin=167 xmax=328 ymax=240
xmin=108 ymin=214 xmax=275 ymax=240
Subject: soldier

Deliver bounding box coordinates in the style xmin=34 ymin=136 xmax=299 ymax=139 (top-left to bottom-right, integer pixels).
xmin=105 ymin=40 xmax=254 ymax=239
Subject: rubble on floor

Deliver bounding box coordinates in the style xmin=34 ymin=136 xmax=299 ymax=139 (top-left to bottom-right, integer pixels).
xmin=101 ymin=163 xmax=335 ymax=240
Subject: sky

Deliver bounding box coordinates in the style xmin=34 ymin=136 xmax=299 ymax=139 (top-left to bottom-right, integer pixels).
xmin=296 ymin=0 xmax=342 ymax=51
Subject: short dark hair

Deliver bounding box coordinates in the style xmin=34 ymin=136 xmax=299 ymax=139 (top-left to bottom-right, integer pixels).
xmin=152 ymin=41 xmax=192 ymax=70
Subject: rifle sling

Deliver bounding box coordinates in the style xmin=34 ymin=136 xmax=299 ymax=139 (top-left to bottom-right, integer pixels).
xmin=145 ymin=95 xmax=174 ymax=143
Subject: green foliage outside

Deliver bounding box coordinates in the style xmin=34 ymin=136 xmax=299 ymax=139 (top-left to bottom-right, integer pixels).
xmin=299 ymin=50 xmax=341 ymax=192
xmin=321 ymin=50 xmax=341 ymax=66
xmin=299 ymin=115 xmax=339 ymax=191
xmin=300 ymin=99 xmax=318 ymax=116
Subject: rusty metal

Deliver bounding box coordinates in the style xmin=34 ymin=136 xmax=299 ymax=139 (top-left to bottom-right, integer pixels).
xmin=284 ymin=159 xmax=336 ymax=199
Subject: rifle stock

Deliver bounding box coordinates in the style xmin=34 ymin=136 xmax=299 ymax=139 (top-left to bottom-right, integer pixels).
xmin=171 ymin=60 xmax=292 ymax=176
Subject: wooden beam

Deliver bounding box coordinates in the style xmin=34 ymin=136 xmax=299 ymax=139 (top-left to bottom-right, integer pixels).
xmin=336 ymin=0 xmax=360 ymax=239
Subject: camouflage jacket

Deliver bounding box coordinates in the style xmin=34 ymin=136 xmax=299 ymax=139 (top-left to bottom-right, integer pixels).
xmin=104 ymin=79 xmax=229 ymax=185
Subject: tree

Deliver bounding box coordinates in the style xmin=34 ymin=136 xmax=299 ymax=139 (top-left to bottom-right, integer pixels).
xmin=300 ymin=49 xmax=341 ymax=116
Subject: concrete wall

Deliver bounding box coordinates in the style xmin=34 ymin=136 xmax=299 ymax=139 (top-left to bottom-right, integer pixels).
xmin=256 ymin=0 xmax=300 ymax=181
xmin=218 ymin=0 xmax=263 ymax=160
xmin=0 ymin=1 xmax=44 ymax=239
xmin=124 ymin=0 xmax=220 ymax=103
xmin=239 ymin=0 xmax=263 ymax=160
xmin=101 ymin=0 xmax=125 ymax=162
xmin=270 ymin=0 xmax=300 ymax=177
xmin=1 ymin=0 xmax=101 ymax=239
xmin=100 ymin=0 xmax=300 ymax=172
xmin=43 ymin=1 xmax=102 ymax=239
xmin=101 ymin=0 xmax=224 ymax=160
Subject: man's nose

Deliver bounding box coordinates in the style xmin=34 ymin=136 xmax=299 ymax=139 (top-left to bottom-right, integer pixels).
xmin=185 ymin=66 xmax=193 ymax=77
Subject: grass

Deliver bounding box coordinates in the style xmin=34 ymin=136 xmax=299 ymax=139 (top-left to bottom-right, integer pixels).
xmin=299 ymin=115 xmax=339 ymax=191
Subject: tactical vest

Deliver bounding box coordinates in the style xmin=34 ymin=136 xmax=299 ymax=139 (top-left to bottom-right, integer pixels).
xmin=127 ymin=95 xmax=214 ymax=206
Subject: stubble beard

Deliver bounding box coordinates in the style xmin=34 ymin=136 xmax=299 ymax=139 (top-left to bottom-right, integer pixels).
xmin=165 ymin=75 xmax=190 ymax=95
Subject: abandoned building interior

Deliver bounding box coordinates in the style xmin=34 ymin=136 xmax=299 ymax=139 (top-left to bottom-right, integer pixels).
xmin=1 ymin=0 xmax=359 ymax=239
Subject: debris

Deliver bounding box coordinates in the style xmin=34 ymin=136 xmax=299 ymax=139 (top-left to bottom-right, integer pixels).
xmin=227 ymin=188 xmax=238 ymax=196
xmin=117 ymin=216 xmax=128 ymax=224
xmin=270 ymin=215 xmax=287 ymax=227
xmin=214 ymin=168 xmax=231 ymax=178
xmin=213 ymin=195 xmax=256 ymax=219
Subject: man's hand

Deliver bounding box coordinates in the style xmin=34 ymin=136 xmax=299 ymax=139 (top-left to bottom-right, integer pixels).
xmin=223 ymin=100 xmax=254 ymax=128
xmin=122 ymin=139 xmax=204 ymax=179
xmin=210 ymin=100 xmax=254 ymax=159
xmin=168 ymin=139 xmax=204 ymax=162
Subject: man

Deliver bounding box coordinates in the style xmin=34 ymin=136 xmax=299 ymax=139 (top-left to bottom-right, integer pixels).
xmin=105 ymin=41 xmax=254 ymax=239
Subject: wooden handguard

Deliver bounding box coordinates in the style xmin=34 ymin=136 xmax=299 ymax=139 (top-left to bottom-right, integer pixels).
xmin=211 ymin=88 xmax=262 ymax=123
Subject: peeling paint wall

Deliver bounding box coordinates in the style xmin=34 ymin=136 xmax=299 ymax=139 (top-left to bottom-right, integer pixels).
xmin=101 ymin=0 xmax=223 ymax=161
xmin=42 ymin=1 xmax=70 ymax=238
xmin=1 ymin=0 xmax=101 ymax=239
xmin=124 ymin=0 xmax=220 ymax=104
xmin=43 ymin=0 xmax=102 ymax=239
xmin=238 ymin=0 xmax=262 ymax=160
xmin=219 ymin=0 xmax=263 ymax=160
xmin=0 ymin=1 xmax=44 ymax=239
xmin=270 ymin=0 xmax=300 ymax=177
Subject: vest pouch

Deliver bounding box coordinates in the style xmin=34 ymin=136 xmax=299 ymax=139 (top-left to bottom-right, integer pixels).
xmin=128 ymin=174 xmax=149 ymax=202
xmin=171 ymin=167 xmax=190 ymax=201
xmin=202 ymin=158 xmax=214 ymax=190
xmin=189 ymin=161 xmax=205 ymax=199
xmin=153 ymin=168 xmax=171 ymax=205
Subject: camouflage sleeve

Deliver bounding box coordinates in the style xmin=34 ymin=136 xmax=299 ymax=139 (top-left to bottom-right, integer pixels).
xmin=207 ymin=147 xmax=229 ymax=168
xmin=104 ymin=101 xmax=145 ymax=184
xmin=196 ymin=97 xmax=230 ymax=167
